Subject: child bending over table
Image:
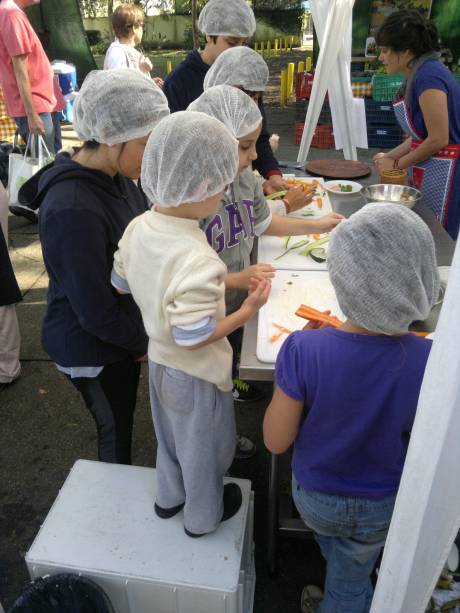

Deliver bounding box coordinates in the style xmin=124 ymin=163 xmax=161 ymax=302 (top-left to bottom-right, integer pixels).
xmin=263 ymin=203 xmax=440 ymax=613
xmin=111 ymin=111 xmax=270 ymax=537
xmin=188 ymin=85 xmax=343 ymax=413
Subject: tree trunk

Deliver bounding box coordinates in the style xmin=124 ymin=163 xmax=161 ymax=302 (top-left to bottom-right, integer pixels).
xmin=191 ymin=0 xmax=198 ymax=49
xmin=108 ymin=0 xmax=114 ymax=38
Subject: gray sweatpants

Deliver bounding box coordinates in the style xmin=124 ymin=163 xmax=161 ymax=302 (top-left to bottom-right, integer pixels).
xmin=149 ymin=360 xmax=236 ymax=535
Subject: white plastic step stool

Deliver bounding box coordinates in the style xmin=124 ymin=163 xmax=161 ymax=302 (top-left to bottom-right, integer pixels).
xmin=26 ymin=460 xmax=255 ymax=613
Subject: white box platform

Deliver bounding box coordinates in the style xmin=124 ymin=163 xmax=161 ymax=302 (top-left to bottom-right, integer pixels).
xmin=26 ymin=460 xmax=255 ymax=613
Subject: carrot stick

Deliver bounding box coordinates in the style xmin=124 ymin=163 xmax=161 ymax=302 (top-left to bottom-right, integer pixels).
xmin=316 ymin=197 xmax=323 ymax=209
xmin=295 ymin=304 xmax=343 ymax=327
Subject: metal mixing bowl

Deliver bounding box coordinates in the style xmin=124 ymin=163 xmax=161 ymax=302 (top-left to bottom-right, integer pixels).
xmin=360 ymin=184 xmax=423 ymax=209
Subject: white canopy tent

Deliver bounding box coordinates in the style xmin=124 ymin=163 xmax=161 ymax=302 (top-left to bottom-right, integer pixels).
xmin=370 ymin=243 xmax=460 ymax=612
xmin=297 ymin=0 xmax=357 ymax=164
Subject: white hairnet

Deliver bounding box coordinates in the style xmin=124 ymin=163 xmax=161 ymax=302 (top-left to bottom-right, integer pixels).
xmin=73 ymin=70 xmax=170 ymax=146
xmin=328 ymin=203 xmax=440 ymax=335
xmin=203 ymin=47 xmax=269 ymax=92
xmin=198 ymin=0 xmax=256 ymax=37
xmin=141 ymin=111 xmax=239 ymax=208
xmin=188 ymin=85 xmax=262 ymax=138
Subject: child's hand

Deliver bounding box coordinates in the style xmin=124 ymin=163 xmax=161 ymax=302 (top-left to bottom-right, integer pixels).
xmin=242 ymin=278 xmax=271 ymax=314
xmin=238 ymin=264 xmax=275 ymax=289
xmin=283 ymin=184 xmax=316 ymax=213
xmin=315 ymin=212 xmax=344 ymax=233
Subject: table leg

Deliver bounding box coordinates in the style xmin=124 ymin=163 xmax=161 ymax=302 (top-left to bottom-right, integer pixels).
xmin=267 ymin=451 xmax=280 ymax=577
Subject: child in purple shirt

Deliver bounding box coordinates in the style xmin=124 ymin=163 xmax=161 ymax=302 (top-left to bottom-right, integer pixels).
xmin=263 ymin=203 xmax=440 ymax=613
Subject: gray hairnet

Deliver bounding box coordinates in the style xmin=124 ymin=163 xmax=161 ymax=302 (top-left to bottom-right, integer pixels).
xmin=188 ymin=85 xmax=262 ymax=138
xmin=141 ymin=111 xmax=239 ymax=208
xmin=203 ymin=47 xmax=269 ymax=92
xmin=198 ymin=0 xmax=256 ymax=37
xmin=327 ymin=203 xmax=440 ymax=335
xmin=73 ymin=70 xmax=170 ymax=146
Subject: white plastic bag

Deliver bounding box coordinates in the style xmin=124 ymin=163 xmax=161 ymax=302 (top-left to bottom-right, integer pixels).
xmin=7 ymin=135 xmax=52 ymax=205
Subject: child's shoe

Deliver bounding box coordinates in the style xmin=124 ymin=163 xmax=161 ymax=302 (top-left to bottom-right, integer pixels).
xmin=154 ymin=501 xmax=185 ymax=519
xmin=301 ymin=584 xmax=323 ymax=613
xmin=184 ymin=483 xmax=243 ymax=538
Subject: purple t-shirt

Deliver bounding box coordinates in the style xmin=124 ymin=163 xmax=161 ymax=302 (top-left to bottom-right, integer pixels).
xmin=410 ymin=59 xmax=460 ymax=144
xmin=276 ymin=328 xmax=432 ymax=499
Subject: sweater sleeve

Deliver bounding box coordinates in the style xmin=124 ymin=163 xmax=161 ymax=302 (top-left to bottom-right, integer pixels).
xmin=253 ymin=97 xmax=282 ymax=179
xmin=163 ymin=69 xmax=190 ymax=113
xmin=166 ymin=254 xmax=227 ymax=327
xmin=42 ymin=207 xmax=147 ymax=358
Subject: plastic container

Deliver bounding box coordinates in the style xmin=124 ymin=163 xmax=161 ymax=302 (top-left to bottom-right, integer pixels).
xmin=294 ymin=121 xmax=305 ymax=145
xmin=379 ymin=168 xmax=408 ymax=185
xmin=367 ymin=124 xmax=404 ymax=148
xmin=365 ymin=99 xmax=398 ymax=125
xmin=372 ymin=73 xmax=404 ymax=102
xmin=51 ymin=61 xmax=78 ymax=123
xmin=295 ymin=71 xmax=314 ymax=99
xmin=26 ymin=460 xmax=255 ymax=613
xmin=312 ymin=124 xmax=335 ymax=149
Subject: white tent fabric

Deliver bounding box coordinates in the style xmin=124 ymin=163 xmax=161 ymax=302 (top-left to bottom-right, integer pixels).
xmin=297 ymin=0 xmax=357 ymax=164
xmin=371 ymin=245 xmax=460 ymax=612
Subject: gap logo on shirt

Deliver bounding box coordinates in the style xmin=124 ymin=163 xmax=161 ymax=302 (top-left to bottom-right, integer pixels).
xmin=204 ymin=200 xmax=255 ymax=254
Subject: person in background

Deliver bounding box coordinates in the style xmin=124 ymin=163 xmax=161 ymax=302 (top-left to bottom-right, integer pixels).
xmin=0 ymin=0 xmax=60 ymax=153
xmin=189 ymin=85 xmax=342 ymax=457
xmin=19 ymin=70 xmax=170 ymax=464
xmin=103 ymin=3 xmax=163 ymax=87
xmin=0 ymin=180 xmax=21 ymax=391
xmin=374 ymin=10 xmax=460 ymax=240
xmin=111 ymin=111 xmax=270 ymax=537
xmin=263 ymin=204 xmax=440 ymax=613
xmin=163 ymin=0 xmax=287 ymax=195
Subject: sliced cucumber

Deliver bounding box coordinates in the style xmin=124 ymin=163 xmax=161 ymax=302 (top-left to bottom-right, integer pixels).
xmin=266 ymin=190 xmax=288 ymax=200
xmin=299 ymin=236 xmax=330 ymax=257
xmin=309 ymin=247 xmax=327 ymax=263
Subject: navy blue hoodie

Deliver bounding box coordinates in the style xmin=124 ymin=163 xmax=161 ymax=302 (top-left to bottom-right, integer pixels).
xmin=163 ymin=49 xmax=282 ymax=179
xmin=19 ymin=153 xmax=148 ymax=367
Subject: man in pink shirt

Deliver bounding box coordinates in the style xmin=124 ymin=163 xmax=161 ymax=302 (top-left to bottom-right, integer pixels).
xmin=0 ymin=0 xmax=61 ymax=220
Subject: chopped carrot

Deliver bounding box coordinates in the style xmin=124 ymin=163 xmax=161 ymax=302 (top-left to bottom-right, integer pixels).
xmin=295 ymin=304 xmax=343 ymax=327
xmin=312 ymin=234 xmax=321 ymax=241
xmin=316 ymin=197 xmax=323 ymax=209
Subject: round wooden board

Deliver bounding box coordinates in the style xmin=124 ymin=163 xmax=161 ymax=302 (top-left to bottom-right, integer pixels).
xmin=305 ymin=159 xmax=371 ymax=179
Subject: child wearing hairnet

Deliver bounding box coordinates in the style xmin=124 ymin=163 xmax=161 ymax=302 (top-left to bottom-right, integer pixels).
xmin=111 ymin=111 xmax=271 ymax=537
xmin=188 ymin=85 xmax=343 ymax=413
xmin=163 ymin=0 xmax=288 ymax=195
xmin=263 ymin=204 xmax=440 ymax=613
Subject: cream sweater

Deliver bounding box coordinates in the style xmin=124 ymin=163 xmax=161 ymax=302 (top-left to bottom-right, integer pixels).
xmin=113 ymin=210 xmax=233 ymax=391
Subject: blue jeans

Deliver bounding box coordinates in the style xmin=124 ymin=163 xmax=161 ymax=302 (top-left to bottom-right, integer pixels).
xmin=292 ymin=475 xmax=396 ymax=613
xmin=15 ymin=112 xmax=62 ymax=155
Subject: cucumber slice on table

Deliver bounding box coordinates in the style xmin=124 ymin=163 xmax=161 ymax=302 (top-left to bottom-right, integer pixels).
xmin=309 ymin=248 xmax=327 ymax=263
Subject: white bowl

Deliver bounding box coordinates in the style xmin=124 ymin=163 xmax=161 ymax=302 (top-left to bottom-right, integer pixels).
xmin=324 ymin=180 xmax=363 ymax=195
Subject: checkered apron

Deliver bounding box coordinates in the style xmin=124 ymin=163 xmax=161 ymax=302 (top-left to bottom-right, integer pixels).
xmin=393 ymin=97 xmax=460 ymax=230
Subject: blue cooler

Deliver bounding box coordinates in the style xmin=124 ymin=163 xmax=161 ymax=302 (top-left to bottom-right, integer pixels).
xmin=52 ymin=61 xmax=78 ymax=123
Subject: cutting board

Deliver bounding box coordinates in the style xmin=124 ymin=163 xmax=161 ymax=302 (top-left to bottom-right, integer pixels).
xmin=305 ymin=160 xmax=371 ymax=179
xmin=258 ymin=234 xmax=330 ymax=271
xmin=256 ymin=270 xmax=344 ymax=363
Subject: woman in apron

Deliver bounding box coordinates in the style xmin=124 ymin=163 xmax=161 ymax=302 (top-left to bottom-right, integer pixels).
xmin=373 ymin=10 xmax=460 ymax=240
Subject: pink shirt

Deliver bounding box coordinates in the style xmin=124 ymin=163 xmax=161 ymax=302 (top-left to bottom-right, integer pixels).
xmin=0 ymin=0 xmax=55 ymax=117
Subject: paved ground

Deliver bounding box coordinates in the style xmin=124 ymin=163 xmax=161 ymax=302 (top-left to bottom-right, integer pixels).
xmin=0 ymin=52 xmax=379 ymax=611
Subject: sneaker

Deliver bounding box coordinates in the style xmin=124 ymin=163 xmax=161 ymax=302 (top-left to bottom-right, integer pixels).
xmin=301 ymin=585 xmax=323 ymax=613
xmin=184 ymin=483 xmax=243 ymax=538
xmin=9 ymin=203 xmax=38 ymax=223
xmin=234 ymin=435 xmax=257 ymax=460
xmin=154 ymin=501 xmax=185 ymax=519
xmin=232 ymin=378 xmax=265 ymax=403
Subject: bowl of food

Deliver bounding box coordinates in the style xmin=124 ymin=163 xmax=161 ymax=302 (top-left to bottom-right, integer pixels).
xmin=360 ymin=184 xmax=422 ymax=209
xmin=324 ymin=180 xmax=362 ymax=195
